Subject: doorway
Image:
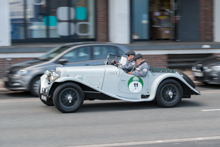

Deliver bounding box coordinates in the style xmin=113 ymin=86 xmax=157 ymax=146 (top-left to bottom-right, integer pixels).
xmin=131 ymin=0 xmax=176 ymax=41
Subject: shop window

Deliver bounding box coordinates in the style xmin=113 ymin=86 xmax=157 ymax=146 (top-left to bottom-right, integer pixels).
xmin=132 ymin=0 xmax=174 ymax=41
xmin=10 ymin=0 xmax=25 ymax=39
xmin=10 ymin=0 xmax=96 ymax=41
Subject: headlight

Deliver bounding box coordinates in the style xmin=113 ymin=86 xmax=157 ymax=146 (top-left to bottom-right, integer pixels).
xmin=44 ymin=70 xmax=51 ymax=78
xmin=15 ymin=70 xmax=28 ymax=75
xmin=50 ymin=71 xmax=59 ymax=82
xmin=211 ymin=66 xmax=220 ymax=71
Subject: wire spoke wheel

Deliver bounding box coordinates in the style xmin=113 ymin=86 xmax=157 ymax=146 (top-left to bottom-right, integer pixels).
xmin=156 ymin=79 xmax=183 ymax=107
xmin=160 ymin=84 xmax=179 ymax=103
xmin=53 ymin=83 xmax=84 ymax=113
xmin=59 ymin=88 xmax=79 ymax=109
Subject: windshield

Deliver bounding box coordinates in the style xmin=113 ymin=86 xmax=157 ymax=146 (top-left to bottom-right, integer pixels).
xmin=38 ymin=46 xmax=70 ymax=61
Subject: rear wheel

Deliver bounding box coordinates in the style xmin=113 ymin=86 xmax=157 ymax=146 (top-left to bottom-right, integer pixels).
xmin=53 ymin=83 xmax=84 ymax=113
xmin=156 ymin=79 xmax=183 ymax=107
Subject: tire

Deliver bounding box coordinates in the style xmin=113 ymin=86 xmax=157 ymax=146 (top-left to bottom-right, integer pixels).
xmin=30 ymin=76 xmax=41 ymax=97
xmin=53 ymin=82 xmax=84 ymax=113
xmin=176 ymin=70 xmax=195 ymax=88
xmin=39 ymin=86 xmax=54 ymax=106
xmin=156 ymin=79 xmax=183 ymax=107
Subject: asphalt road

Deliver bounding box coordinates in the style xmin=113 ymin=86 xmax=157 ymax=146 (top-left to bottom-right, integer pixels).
xmin=0 ymin=84 xmax=220 ymax=147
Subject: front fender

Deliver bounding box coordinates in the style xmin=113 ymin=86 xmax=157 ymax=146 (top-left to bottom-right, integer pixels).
xmin=148 ymin=72 xmax=200 ymax=101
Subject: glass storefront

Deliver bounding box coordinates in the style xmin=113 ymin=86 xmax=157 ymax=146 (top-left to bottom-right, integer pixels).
xmin=9 ymin=0 xmax=96 ymax=42
xmin=132 ymin=0 xmax=175 ymax=41
xmin=10 ymin=0 xmax=25 ymax=39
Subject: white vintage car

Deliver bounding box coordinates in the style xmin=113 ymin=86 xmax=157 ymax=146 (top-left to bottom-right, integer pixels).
xmin=39 ymin=56 xmax=200 ymax=113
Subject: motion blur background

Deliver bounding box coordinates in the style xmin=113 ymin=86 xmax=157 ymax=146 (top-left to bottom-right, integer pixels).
xmin=0 ymin=0 xmax=220 ymax=79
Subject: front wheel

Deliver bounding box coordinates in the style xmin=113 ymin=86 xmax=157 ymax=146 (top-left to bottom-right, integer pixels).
xmin=53 ymin=83 xmax=84 ymax=113
xmin=156 ymin=79 xmax=183 ymax=107
xmin=30 ymin=76 xmax=41 ymax=97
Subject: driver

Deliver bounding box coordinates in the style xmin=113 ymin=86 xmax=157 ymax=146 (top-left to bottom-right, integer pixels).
xmin=128 ymin=54 xmax=150 ymax=77
xmin=113 ymin=50 xmax=136 ymax=72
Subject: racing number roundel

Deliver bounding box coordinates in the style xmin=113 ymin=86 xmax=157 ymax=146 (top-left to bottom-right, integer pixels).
xmin=128 ymin=76 xmax=143 ymax=93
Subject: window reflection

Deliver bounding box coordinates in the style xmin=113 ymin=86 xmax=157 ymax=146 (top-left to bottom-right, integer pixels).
xmin=10 ymin=0 xmax=25 ymax=39
xmin=26 ymin=0 xmax=47 ymax=38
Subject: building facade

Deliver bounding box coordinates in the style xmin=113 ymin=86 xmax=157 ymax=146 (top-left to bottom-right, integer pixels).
xmin=0 ymin=0 xmax=220 ymax=78
xmin=0 ymin=0 xmax=217 ymax=46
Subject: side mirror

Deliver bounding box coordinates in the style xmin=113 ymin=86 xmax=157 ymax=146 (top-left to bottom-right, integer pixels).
xmin=57 ymin=59 xmax=68 ymax=65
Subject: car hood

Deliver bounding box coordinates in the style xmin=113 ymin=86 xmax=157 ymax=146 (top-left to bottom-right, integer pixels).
xmin=194 ymin=55 xmax=220 ymax=67
xmin=7 ymin=59 xmax=47 ymax=72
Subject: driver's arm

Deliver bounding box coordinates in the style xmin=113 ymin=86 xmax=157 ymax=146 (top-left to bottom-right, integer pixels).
xmin=122 ymin=61 xmax=135 ymax=71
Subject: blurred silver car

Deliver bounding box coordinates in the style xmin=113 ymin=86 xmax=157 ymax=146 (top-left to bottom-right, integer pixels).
xmin=192 ymin=55 xmax=220 ymax=85
xmin=4 ymin=43 xmax=130 ymax=96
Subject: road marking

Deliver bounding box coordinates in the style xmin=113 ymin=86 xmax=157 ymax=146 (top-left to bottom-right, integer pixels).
xmin=0 ymin=99 xmax=39 ymax=103
xmin=201 ymin=109 xmax=220 ymax=112
xmin=68 ymin=136 xmax=220 ymax=147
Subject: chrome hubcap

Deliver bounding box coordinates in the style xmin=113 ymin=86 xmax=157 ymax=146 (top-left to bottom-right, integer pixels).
xmin=67 ymin=95 xmax=73 ymax=103
xmin=168 ymin=90 xmax=173 ymax=98
xmin=161 ymin=84 xmax=179 ymax=103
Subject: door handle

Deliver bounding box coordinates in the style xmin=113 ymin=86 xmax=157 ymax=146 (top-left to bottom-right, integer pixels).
xmin=85 ymin=64 xmax=89 ymax=66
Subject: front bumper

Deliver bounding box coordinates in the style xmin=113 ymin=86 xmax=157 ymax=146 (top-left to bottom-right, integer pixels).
xmin=4 ymin=74 xmax=30 ymax=91
xmin=193 ymin=71 xmax=220 ymax=85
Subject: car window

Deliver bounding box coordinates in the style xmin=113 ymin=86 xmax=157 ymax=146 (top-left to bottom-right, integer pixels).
xmin=62 ymin=47 xmax=90 ymax=62
xmin=117 ymin=48 xmax=124 ymax=56
xmin=93 ymin=46 xmax=117 ymax=59
xmin=39 ymin=46 xmax=70 ymax=61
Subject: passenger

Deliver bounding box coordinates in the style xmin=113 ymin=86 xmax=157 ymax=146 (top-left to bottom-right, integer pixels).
xmin=128 ymin=54 xmax=150 ymax=77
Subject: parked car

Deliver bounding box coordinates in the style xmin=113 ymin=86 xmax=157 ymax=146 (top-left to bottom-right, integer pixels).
xmin=192 ymin=55 xmax=220 ymax=85
xmin=39 ymin=56 xmax=200 ymax=113
xmin=4 ymin=43 xmax=130 ymax=96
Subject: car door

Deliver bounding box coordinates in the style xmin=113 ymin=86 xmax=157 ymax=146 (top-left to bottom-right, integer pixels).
xmin=118 ymin=71 xmax=149 ymax=94
xmin=59 ymin=46 xmax=92 ymax=67
xmin=89 ymin=45 xmax=123 ymax=66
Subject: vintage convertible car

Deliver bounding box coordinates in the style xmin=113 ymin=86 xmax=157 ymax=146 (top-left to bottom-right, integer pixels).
xmin=39 ymin=56 xmax=200 ymax=113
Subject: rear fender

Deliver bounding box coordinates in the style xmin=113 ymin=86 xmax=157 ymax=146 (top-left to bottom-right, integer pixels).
xmin=148 ymin=73 xmax=200 ymax=101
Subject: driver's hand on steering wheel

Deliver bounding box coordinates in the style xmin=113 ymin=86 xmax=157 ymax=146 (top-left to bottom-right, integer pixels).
xmin=112 ymin=60 xmax=117 ymax=64
xmin=128 ymin=72 xmax=132 ymax=75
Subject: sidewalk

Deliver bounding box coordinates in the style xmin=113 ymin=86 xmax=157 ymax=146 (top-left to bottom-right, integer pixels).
xmin=0 ymin=79 xmax=7 ymax=91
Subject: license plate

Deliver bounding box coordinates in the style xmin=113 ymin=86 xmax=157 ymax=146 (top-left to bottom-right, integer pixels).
xmin=41 ymin=95 xmax=47 ymax=101
xmin=194 ymin=72 xmax=203 ymax=77
xmin=4 ymin=77 xmax=8 ymax=82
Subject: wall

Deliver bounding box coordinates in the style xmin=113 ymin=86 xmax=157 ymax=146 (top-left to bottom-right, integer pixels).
xmin=214 ymin=0 xmax=220 ymax=42
xmin=199 ymin=0 xmax=213 ymax=41
xmin=96 ymin=0 xmax=108 ymax=42
xmin=0 ymin=0 xmax=11 ymax=46
xmin=143 ymin=55 xmax=167 ymax=68
xmin=109 ymin=0 xmax=130 ymax=44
